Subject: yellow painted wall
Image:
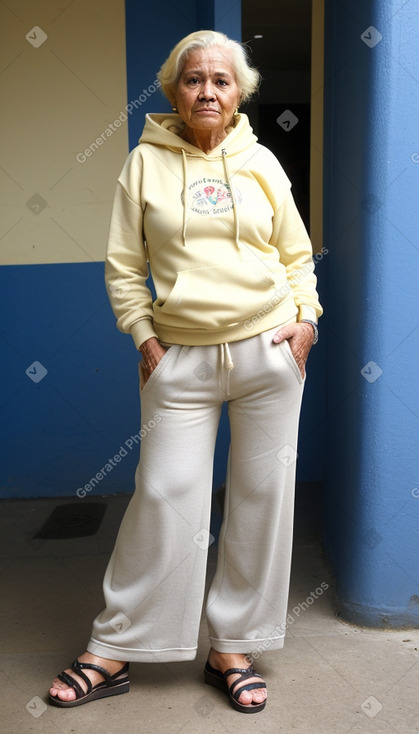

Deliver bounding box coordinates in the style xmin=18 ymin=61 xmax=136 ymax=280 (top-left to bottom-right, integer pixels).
xmin=0 ymin=0 xmax=128 ymax=264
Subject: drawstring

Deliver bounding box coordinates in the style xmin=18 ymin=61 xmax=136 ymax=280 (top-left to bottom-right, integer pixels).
xmin=181 ymin=149 xmax=188 ymax=244
xmin=220 ymin=342 xmax=234 ymax=396
xmin=221 ymin=148 xmax=240 ymax=249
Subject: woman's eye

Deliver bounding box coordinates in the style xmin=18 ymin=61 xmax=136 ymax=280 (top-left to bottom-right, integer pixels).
xmin=188 ymin=77 xmax=199 ymax=85
xmin=217 ymin=79 xmax=228 ymax=86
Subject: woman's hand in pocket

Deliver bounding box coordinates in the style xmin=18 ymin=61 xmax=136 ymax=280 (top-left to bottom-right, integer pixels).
xmin=139 ymin=337 xmax=168 ymax=386
xmin=272 ymin=322 xmax=314 ymax=379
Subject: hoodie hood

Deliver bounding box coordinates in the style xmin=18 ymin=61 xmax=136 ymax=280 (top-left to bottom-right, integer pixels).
xmin=139 ymin=112 xmax=258 ymax=157
xmin=139 ymin=113 xmax=258 ymax=249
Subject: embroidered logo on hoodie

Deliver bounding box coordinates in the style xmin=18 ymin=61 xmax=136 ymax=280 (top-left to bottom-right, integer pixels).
xmin=181 ymin=177 xmax=242 ymax=216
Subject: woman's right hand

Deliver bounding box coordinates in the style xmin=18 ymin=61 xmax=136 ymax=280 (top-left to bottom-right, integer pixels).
xmin=139 ymin=337 xmax=168 ymax=385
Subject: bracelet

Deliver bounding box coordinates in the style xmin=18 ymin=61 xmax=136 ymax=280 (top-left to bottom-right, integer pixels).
xmin=300 ymin=319 xmax=319 ymax=345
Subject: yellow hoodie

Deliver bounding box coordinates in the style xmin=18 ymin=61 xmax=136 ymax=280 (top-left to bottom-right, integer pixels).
xmin=105 ymin=113 xmax=322 ymax=348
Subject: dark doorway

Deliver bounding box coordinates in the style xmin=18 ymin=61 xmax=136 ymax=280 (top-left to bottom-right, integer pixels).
xmin=241 ymin=0 xmax=312 ymax=227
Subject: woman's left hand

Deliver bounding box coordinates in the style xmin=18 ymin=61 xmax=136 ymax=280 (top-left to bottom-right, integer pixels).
xmin=273 ymin=322 xmax=315 ymax=379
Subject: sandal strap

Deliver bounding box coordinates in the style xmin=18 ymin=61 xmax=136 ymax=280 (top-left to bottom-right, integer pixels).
xmin=223 ymin=665 xmax=256 ymax=677
xmin=56 ymin=659 xmax=129 ymax=701
xmin=73 ymin=659 xmax=129 ymax=683
xmin=57 ymin=670 xmax=87 ymax=699
xmin=71 ymin=660 xmax=97 ymax=693
xmin=224 ymin=665 xmax=265 ymax=700
xmin=231 ymin=680 xmax=266 ymax=702
xmin=73 ymin=659 xmax=112 ymax=686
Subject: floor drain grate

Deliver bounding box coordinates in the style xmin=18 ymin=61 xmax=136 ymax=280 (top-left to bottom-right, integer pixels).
xmin=33 ymin=502 xmax=107 ymax=539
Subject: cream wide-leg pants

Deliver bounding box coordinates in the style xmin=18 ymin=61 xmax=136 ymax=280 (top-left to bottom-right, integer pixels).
xmin=87 ymin=324 xmax=305 ymax=663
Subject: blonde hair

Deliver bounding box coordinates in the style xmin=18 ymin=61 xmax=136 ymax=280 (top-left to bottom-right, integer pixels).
xmin=158 ymin=30 xmax=261 ymax=106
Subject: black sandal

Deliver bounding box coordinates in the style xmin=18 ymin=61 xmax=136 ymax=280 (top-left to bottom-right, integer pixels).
xmin=49 ymin=658 xmax=130 ymax=708
xmin=204 ymin=659 xmax=267 ymax=713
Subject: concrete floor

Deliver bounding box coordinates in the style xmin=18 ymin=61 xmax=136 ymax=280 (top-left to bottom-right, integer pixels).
xmin=1 ymin=494 xmax=418 ymax=734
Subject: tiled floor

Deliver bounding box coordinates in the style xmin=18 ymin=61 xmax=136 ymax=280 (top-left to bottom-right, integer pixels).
xmin=1 ymin=494 xmax=418 ymax=733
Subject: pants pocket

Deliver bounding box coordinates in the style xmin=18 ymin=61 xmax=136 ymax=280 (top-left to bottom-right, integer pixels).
xmin=280 ymin=339 xmax=305 ymax=384
xmin=139 ymin=345 xmax=179 ymax=393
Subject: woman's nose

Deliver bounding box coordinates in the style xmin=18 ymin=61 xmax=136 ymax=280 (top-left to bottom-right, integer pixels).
xmin=199 ymin=81 xmax=216 ymax=100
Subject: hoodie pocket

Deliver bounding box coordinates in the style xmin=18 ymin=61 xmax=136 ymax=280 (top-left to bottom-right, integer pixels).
xmin=153 ymin=263 xmax=284 ymax=330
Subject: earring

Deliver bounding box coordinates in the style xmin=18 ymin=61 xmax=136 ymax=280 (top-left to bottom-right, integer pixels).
xmin=234 ymin=108 xmax=239 ymax=115
xmin=172 ymin=107 xmax=178 ymax=112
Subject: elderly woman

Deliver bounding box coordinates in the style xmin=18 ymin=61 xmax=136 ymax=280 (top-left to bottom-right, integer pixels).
xmin=49 ymin=29 xmax=322 ymax=714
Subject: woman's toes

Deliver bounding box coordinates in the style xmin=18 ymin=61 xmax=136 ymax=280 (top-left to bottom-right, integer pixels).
xmin=49 ymin=681 xmax=77 ymax=701
xmin=237 ymin=689 xmax=254 ymax=705
xmin=207 ymin=650 xmax=267 ymax=708
xmin=237 ymin=686 xmax=267 ymax=705
xmin=252 ymin=688 xmax=267 ymax=703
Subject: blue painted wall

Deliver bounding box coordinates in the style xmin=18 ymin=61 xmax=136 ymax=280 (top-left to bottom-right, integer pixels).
xmin=323 ymin=0 xmax=419 ymax=625
xmin=1 ymin=262 xmax=138 ymax=497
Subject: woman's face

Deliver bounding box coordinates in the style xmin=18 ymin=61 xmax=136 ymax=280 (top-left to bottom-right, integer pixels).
xmin=175 ymin=47 xmax=241 ymax=135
